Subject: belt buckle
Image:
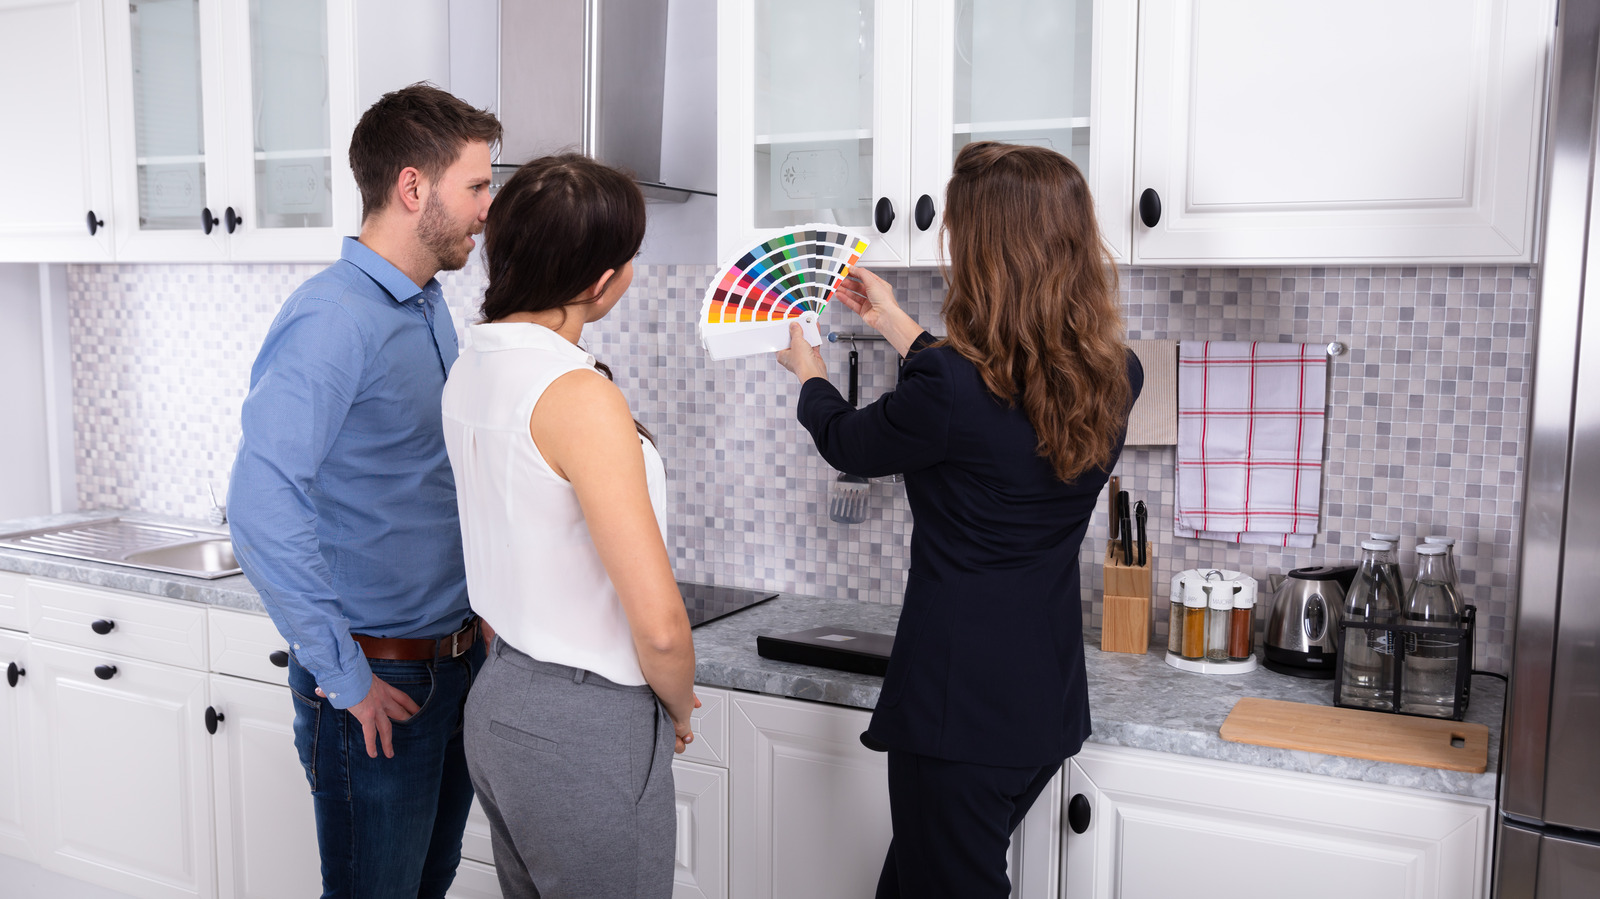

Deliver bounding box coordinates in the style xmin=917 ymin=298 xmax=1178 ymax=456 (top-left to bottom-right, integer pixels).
xmin=448 ymin=621 xmax=471 ymax=658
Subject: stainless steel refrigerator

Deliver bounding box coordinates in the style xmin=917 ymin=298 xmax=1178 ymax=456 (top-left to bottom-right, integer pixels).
xmin=1498 ymin=1 xmax=1600 ymax=895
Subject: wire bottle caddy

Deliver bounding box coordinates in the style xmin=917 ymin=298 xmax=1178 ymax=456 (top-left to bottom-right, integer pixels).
xmin=1332 ymin=605 xmax=1475 ymax=721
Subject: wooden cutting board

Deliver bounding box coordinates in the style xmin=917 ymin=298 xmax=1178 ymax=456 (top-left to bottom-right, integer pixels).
xmin=1219 ymin=697 xmax=1489 ymax=772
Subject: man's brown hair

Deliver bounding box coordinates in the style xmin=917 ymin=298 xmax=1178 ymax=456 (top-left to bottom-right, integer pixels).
xmin=348 ymin=83 xmax=503 ymax=222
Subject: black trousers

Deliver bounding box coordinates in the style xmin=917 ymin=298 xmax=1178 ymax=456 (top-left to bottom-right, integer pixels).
xmin=875 ymin=750 xmax=1061 ymax=899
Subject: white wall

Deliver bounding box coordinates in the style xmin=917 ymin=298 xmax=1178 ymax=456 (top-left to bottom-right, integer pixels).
xmin=0 ymin=264 xmax=56 ymax=520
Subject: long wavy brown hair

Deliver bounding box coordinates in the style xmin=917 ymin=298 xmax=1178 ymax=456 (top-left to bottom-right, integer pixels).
xmin=938 ymin=141 xmax=1130 ymax=482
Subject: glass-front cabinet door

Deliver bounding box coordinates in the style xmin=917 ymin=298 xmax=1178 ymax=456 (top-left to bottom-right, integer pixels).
xmin=221 ymin=0 xmax=357 ymax=261
xmin=104 ymin=0 xmax=229 ymax=260
xmin=719 ymin=0 xmax=911 ymax=266
xmin=909 ymin=0 xmax=1136 ymax=265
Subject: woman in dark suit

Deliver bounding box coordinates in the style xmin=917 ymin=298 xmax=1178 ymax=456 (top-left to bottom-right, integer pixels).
xmin=777 ymin=142 xmax=1143 ymax=898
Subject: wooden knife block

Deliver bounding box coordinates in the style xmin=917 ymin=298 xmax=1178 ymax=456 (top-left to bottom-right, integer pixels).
xmin=1101 ymin=542 xmax=1154 ymax=654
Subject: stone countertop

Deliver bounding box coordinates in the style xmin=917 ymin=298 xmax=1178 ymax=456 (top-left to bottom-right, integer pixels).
xmin=689 ymin=593 xmax=1506 ymax=801
xmin=1 ymin=511 xmax=1505 ymax=800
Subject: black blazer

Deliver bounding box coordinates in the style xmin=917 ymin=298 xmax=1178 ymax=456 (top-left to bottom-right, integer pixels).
xmin=797 ymin=333 xmax=1143 ymax=767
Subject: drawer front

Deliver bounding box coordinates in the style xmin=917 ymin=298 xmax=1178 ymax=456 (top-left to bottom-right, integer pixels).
xmin=680 ymin=685 xmax=729 ymax=767
xmin=27 ymin=578 xmax=206 ymax=669
xmin=0 ymin=571 xmax=26 ymax=632
xmin=208 ymin=607 xmax=292 ymax=686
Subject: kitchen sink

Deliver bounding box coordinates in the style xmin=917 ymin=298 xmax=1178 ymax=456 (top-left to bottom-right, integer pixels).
xmin=0 ymin=518 xmax=242 ymax=579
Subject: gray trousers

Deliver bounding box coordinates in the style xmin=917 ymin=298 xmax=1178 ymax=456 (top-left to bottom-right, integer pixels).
xmin=464 ymin=638 xmax=676 ymax=899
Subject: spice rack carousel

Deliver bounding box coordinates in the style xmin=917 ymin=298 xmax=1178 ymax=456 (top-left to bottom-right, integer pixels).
xmin=1165 ymin=569 xmax=1260 ymax=675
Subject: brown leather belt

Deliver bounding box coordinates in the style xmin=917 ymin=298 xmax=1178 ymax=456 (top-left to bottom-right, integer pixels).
xmin=353 ymin=617 xmax=479 ymax=661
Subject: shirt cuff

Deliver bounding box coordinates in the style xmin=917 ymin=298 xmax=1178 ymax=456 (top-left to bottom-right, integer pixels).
xmin=313 ymin=653 xmax=373 ymax=709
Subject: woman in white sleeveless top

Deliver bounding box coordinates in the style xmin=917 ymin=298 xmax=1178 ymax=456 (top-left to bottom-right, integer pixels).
xmin=441 ymin=155 xmax=696 ymax=899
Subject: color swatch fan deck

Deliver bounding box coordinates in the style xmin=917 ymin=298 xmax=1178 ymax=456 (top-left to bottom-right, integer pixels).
xmin=698 ymin=225 xmax=870 ymax=360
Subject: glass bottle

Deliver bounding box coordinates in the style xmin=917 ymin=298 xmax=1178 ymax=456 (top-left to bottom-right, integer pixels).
xmin=1228 ymin=581 xmax=1256 ymax=661
xmin=1206 ymin=581 xmax=1232 ymax=661
xmin=1167 ymin=576 xmax=1186 ymax=655
xmin=1337 ymin=540 xmax=1401 ymax=710
xmin=1181 ymin=581 xmax=1207 ymax=660
xmin=1369 ymin=539 xmax=1407 ymax=615
xmin=1400 ymin=544 xmax=1463 ymax=717
xmin=1422 ymin=535 xmax=1464 ymax=613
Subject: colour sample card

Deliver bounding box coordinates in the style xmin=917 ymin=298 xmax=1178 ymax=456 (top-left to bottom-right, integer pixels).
xmin=698 ymin=225 xmax=870 ymax=361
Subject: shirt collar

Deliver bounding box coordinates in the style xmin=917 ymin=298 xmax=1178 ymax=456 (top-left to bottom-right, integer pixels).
xmin=466 ymin=321 xmax=595 ymax=367
xmin=340 ymin=237 xmax=440 ymax=305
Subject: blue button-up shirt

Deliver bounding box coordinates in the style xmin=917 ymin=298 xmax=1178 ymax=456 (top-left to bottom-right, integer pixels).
xmin=230 ymin=237 xmax=470 ymax=709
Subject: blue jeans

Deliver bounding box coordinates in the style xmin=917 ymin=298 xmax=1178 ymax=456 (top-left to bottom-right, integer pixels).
xmin=288 ymin=641 xmax=485 ymax=899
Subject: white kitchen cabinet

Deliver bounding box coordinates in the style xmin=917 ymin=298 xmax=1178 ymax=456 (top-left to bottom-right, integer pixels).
xmin=717 ymin=0 xmax=1138 ymax=268
xmin=25 ymin=639 xmax=214 ymax=899
xmin=728 ymin=691 xmax=1058 ymax=899
xmin=0 ymin=0 xmax=116 ymax=262
xmin=207 ymin=673 xmax=321 ymax=899
xmin=0 ymin=628 xmax=30 ymax=863
xmin=446 ymin=858 xmax=504 ymax=899
xmin=100 ymin=0 xmax=360 ymax=262
xmin=672 ymin=759 xmax=728 ymax=899
xmin=1062 ymin=743 xmax=1493 ymax=899
xmin=1130 ymin=0 xmax=1554 ymax=265
xmin=0 ymin=571 xmax=28 ymax=633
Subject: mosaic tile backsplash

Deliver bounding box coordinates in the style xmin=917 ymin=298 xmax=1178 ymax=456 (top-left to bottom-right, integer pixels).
xmin=66 ymin=261 xmax=1532 ymax=672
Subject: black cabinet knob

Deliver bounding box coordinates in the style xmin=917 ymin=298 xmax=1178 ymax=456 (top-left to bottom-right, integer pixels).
xmin=5 ymin=662 xmax=22 ymax=688
xmin=268 ymin=650 xmax=289 ymax=668
xmin=205 ymin=706 xmax=225 ymax=735
xmin=91 ymin=619 xmax=115 ymax=635
xmin=93 ymin=664 xmax=118 ymax=680
xmin=224 ymin=206 xmax=242 ymax=234
xmin=914 ymin=194 xmax=936 ymax=231
xmin=201 ymin=207 xmax=220 ymax=235
xmin=1138 ymin=188 xmax=1162 ymax=228
xmin=1068 ymin=793 xmax=1092 ymax=834
xmin=874 ymin=197 xmax=895 ymax=234
xmin=86 ymin=210 xmax=104 ymax=236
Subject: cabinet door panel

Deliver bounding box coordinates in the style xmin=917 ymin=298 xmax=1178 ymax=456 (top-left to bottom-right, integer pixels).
xmin=672 ymin=759 xmax=728 ymax=899
xmin=1063 ymin=744 xmax=1491 ymax=899
xmin=27 ymin=640 xmax=213 ymax=899
xmin=729 ymin=694 xmax=890 ymax=899
xmin=0 ymin=630 xmax=28 ymax=862
xmin=209 ymin=673 xmax=321 ymax=899
xmin=0 ymin=572 xmax=27 ymax=633
xmin=1133 ymin=0 xmax=1551 ymax=264
xmin=0 ymin=0 xmax=115 ymax=262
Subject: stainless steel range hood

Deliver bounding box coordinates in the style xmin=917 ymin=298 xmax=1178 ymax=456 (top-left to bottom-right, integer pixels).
xmin=497 ymin=0 xmax=715 ymax=202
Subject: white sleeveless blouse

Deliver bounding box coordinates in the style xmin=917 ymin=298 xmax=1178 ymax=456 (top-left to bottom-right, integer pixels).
xmin=441 ymin=322 xmax=665 ymax=686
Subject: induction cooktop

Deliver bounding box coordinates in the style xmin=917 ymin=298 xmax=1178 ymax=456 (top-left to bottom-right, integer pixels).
xmin=679 ymin=581 xmax=778 ymax=628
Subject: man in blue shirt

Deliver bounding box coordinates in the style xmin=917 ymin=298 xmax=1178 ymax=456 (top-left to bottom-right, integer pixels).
xmin=229 ymin=84 xmax=501 ymax=898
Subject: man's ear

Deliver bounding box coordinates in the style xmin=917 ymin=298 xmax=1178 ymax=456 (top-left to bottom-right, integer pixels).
xmin=395 ymin=166 xmax=424 ymax=215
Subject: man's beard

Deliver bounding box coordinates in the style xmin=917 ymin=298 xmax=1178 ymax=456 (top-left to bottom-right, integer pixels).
xmin=418 ymin=191 xmax=476 ymax=272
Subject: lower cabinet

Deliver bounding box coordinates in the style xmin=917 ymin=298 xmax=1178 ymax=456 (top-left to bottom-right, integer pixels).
xmin=1062 ymin=743 xmax=1494 ymax=899
xmin=0 ymin=627 xmax=28 ymax=861
xmin=207 ymin=673 xmax=321 ymax=899
xmin=727 ymin=692 xmax=1061 ymax=899
xmin=26 ymin=639 xmax=214 ymax=899
xmin=671 ymin=759 xmax=729 ymax=899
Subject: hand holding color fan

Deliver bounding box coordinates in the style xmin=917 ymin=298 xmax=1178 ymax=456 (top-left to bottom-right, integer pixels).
xmin=698 ymin=225 xmax=870 ymax=360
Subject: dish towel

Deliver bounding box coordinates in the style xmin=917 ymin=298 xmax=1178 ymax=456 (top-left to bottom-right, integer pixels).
xmin=1175 ymin=341 xmax=1327 ymax=548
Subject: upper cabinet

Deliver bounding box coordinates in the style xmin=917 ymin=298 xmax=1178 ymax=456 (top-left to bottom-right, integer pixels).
xmin=0 ymin=0 xmax=116 ymax=263
xmin=719 ymin=0 xmax=1552 ymax=268
xmin=717 ymin=0 xmax=1138 ymax=267
xmin=103 ymin=0 xmax=359 ymax=263
xmin=1131 ymin=0 xmax=1554 ymax=266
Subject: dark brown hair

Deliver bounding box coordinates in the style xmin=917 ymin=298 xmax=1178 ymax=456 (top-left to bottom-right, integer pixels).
xmin=939 ymin=141 xmax=1130 ymax=482
xmin=482 ymin=154 xmax=652 ymax=441
xmin=348 ymin=83 xmax=503 ymax=221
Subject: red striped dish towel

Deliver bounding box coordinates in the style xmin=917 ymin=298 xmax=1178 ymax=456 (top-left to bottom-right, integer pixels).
xmin=1175 ymin=341 xmax=1326 ymax=548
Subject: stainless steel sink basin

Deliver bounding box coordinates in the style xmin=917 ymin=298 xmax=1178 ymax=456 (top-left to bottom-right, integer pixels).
xmin=0 ymin=518 xmax=242 ymax=579
xmin=123 ymin=539 xmax=237 ymax=575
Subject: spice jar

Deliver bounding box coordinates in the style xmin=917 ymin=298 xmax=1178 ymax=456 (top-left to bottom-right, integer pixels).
xmin=1206 ymin=581 xmax=1233 ymax=661
xmin=1167 ymin=575 xmax=1187 ymax=655
xmin=1228 ymin=580 xmax=1256 ymax=660
xmin=1181 ymin=580 xmax=1208 ymax=660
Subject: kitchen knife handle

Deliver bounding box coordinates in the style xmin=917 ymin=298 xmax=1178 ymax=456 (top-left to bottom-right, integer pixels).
xmin=1135 ymin=500 xmax=1148 ymax=567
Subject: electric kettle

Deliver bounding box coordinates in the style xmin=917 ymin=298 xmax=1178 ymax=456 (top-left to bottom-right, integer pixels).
xmin=1263 ymin=565 xmax=1358 ymax=678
